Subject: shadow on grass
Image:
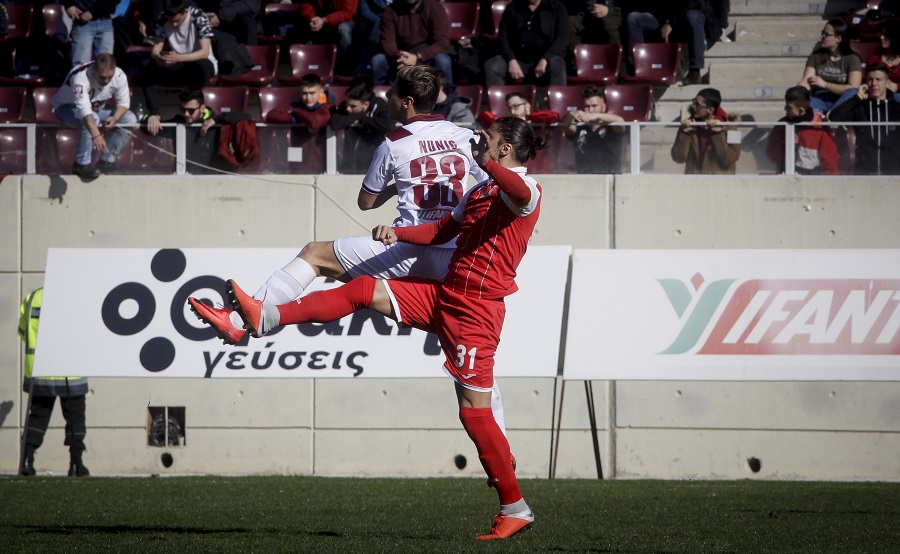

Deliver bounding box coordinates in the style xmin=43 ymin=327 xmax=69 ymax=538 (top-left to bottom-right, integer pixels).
xmin=14 ymin=525 xmax=343 ymax=538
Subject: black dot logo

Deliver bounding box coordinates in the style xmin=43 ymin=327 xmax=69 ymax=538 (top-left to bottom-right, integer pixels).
xmin=140 ymin=337 xmax=177 ymax=372
xmin=102 ymin=283 xmax=156 ymax=336
xmin=151 ymin=249 xmax=187 ymax=283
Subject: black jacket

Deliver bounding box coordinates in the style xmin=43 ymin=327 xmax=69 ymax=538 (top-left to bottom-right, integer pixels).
xmin=498 ymin=0 xmax=570 ymax=64
xmin=143 ymin=107 xmax=252 ymax=173
xmin=829 ymin=91 xmax=900 ymax=175
xmin=330 ymin=97 xmax=394 ymax=173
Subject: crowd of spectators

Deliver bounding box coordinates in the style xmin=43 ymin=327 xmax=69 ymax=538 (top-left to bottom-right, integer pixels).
xmin=2 ymin=0 xmax=900 ymax=177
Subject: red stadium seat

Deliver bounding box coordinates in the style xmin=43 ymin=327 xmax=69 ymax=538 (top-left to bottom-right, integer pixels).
xmin=373 ymin=85 xmax=391 ymax=103
xmin=603 ymin=84 xmax=652 ymax=122
xmin=486 ymin=85 xmax=536 ymax=115
xmin=42 ymin=3 xmax=65 ymax=40
xmin=0 ymin=48 xmax=46 ymax=87
xmin=280 ymin=44 xmax=337 ymax=85
xmin=620 ymin=42 xmax=682 ymax=86
xmin=456 ymin=84 xmax=483 ymax=117
xmin=32 ymin=87 xmax=59 ymax=123
xmin=0 ymin=5 xmax=33 ymax=43
xmin=0 ymin=128 xmax=26 ymax=174
xmin=441 ymin=2 xmax=480 ymax=42
xmin=217 ymin=45 xmax=280 ymax=86
xmin=202 ymin=86 xmax=250 ymax=114
xmin=850 ymin=40 xmax=883 ymax=71
xmin=118 ymin=135 xmax=177 ymax=174
xmin=483 ymin=0 xmax=511 ymax=41
xmin=327 ymin=85 xmax=350 ymax=107
xmin=259 ymin=2 xmax=303 ymax=46
xmin=569 ymin=44 xmax=622 ymax=85
xmin=547 ymin=85 xmax=590 ymax=118
xmin=0 ymin=86 xmax=27 ymax=122
xmin=258 ymin=87 xmax=301 ymax=120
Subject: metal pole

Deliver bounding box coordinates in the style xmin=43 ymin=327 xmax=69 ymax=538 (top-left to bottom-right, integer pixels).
xmin=585 ymin=381 xmax=603 ymax=479
xmin=785 ymin=123 xmax=796 ymax=176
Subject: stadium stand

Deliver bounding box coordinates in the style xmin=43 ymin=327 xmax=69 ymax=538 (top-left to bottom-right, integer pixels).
xmin=280 ymin=44 xmax=338 ymax=85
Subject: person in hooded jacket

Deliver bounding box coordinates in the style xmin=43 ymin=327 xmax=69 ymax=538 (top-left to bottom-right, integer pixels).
xmin=329 ymin=78 xmax=395 ymax=173
xmin=829 ymin=63 xmax=900 ymax=175
xmin=432 ymin=70 xmax=477 ymax=126
xmin=671 ymin=87 xmax=741 ymax=174
xmin=766 ymin=86 xmax=839 ymax=175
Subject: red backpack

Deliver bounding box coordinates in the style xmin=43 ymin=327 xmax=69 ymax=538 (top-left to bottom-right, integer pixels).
xmin=218 ymin=119 xmax=260 ymax=167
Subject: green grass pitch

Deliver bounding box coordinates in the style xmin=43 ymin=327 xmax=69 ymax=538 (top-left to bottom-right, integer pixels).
xmin=2 ymin=476 xmax=898 ymax=553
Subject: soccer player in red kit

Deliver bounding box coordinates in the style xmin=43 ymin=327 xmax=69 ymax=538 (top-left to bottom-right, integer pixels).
xmin=225 ymin=116 xmax=548 ymax=539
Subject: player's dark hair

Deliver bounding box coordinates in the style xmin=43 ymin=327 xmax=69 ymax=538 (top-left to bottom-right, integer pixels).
xmin=867 ymin=62 xmax=891 ymax=80
xmin=583 ymin=86 xmax=603 ymax=100
xmin=164 ymin=0 xmax=189 ymax=16
xmin=494 ymin=116 xmax=549 ymax=163
xmin=395 ymin=65 xmax=440 ymax=114
xmin=784 ymin=86 xmax=811 ymax=109
xmin=346 ymin=79 xmax=374 ymax=103
xmin=697 ymin=88 xmax=722 ymax=110
xmin=882 ymin=20 xmax=900 ymax=56
xmin=300 ymin=73 xmax=324 ymax=88
xmin=95 ymin=52 xmax=117 ymax=71
xmin=178 ymin=89 xmax=204 ymax=105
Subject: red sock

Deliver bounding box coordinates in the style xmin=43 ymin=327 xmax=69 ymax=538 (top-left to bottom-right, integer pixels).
xmin=277 ymin=275 xmax=375 ymax=325
xmin=459 ymin=406 xmax=522 ymax=505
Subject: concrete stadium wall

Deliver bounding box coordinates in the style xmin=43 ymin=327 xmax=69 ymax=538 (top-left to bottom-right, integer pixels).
xmin=1 ymin=172 xmax=898 ymax=481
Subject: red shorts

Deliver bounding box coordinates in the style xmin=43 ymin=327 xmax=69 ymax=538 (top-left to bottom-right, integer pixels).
xmin=384 ymin=279 xmax=506 ymax=391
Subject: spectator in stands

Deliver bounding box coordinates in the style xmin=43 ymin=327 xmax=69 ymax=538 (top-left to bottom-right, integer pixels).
xmin=372 ymin=0 xmax=452 ymax=85
xmin=506 ymin=92 xmax=532 ymax=120
xmin=485 ymin=0 xmax=569 ymax=87
xmin=671 ymin=87 xmax=741 ymax=174
xmin=298 ymin=0 xmax=357 ymax=51
xmin=142 ymin=88 xmax=253 ymax=173
xmin=433 ymin=70 xmax=476 ymax=126
xmin=52 ymin=53 xmax=137 ymax=182
xmin=829 ymin=63 xmax=900 ymax=175
xmin=578 ymin=1 xmax=623 ymax=45
xmin=867 ymin=20 xmax=900 ymax=95
xmin=143 ymin=0 xmax=218 ymax=120
xmin=562 ymin=86 xmax=625 ymax=173
xmin=200 ymin=0 xmax=262 ymax=46
xmin=477 ymin=92 xmax=559 ymax=128
xmin=66 ymin=0 xmax=119 ymax=67
xmin=765 ymin=86 xmax=839 ymax=176
xmin=356 ymin=0 xmax=390 ymax=46
xmin=264 ymin=73 xmax=334 ymax=173
xmin=329 ymin=78 xmax=394 ymax=173
xmin=798 ymin=18 xmax=862 ymax=115
xmin=623 ymin=0 xmax=707 ymax=85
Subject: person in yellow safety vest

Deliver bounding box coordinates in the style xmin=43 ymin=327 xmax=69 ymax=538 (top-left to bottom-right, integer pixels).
xmin=18 ymin=288 xmax=90 ymax=477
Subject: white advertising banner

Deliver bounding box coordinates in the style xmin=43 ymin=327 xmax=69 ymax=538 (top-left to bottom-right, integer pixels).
xmin=34 ymin=246 xmax=569 ymax=379
xmin=564 ymin=250 xmax=900 ymax=381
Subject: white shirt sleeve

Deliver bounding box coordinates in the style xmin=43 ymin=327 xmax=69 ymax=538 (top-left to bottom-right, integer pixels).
xmin=361 ymin=140 xmax=394 ymax=196
xmin=71 ymin=70 xmax=94 ymax=121
xmin=112 ymin=68 xmax=131 ymax=110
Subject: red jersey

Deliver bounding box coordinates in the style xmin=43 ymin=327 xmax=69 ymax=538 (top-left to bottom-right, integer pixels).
xmin=395 ymin=158 xmax=541 ymax=300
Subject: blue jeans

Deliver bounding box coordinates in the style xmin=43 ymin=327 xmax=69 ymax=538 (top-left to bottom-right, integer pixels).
xmin=372 ymin=52 xmax=453 ymax=85
xmin=811 ymin=87 xmax=858 ymax=115
xmin=626 ymin=12 xmax=660 ymax=66
xmin=626 ymin=10 xmax=706 ymax=69
xmin=70 ymin=19 xmax=114 ymax=67
xmin=55 ymin=105 xmax=137 ymax=165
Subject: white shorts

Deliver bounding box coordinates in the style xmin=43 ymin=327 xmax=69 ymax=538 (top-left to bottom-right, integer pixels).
xmin=332 ymin=236 xmax=454 ymax=281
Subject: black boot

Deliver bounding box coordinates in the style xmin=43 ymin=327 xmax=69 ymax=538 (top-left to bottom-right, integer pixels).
xmin=20 ymin=447 xmax=36 ymax=476
xmin=68 ymin=452 xmax=90 ymax=477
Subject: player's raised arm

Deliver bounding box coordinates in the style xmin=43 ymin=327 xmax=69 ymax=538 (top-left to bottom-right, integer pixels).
xmin=470 ymin=123 xmax=547 ymax=208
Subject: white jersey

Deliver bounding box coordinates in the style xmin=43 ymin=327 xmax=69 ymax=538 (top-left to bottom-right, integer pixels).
xmin=361 ymin=114 xmax=489 ymax=244
xmin=52 ymin=62 xmax=131 ymax=120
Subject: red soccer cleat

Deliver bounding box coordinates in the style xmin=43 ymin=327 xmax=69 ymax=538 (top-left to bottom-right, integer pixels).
xmin=226 ymin=279 xmax=269 ymax=338
xmin=476 ymin=512 xmax=534 ymax=540
xmin=188 ymin=297 xmax=247 ymax=345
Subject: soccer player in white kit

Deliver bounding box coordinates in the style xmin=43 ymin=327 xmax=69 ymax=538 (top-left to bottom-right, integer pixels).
xmin=189 ymin=66 xmax=512 ymax=432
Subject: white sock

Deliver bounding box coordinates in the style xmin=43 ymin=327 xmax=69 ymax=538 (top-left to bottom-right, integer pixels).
xmin=500 ymin=498 xmax=533 ymax=520
xmin=491 ymin=380 xmax=507 ymax=437
xmin=253 ymin=257 xmax=318 ymax=304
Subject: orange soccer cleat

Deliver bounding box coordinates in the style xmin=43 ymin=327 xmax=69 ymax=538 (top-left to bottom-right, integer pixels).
xmin=226 ymin=279 xmax=269 ymax=338
xmin=188 ymin=297 xmax=247 ymax=345
xmin=476 ymin=512 xmax=534 ymax=540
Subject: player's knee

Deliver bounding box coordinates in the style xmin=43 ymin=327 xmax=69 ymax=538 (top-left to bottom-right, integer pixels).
xmin=299 ymin=242 xmax=341 ymax=275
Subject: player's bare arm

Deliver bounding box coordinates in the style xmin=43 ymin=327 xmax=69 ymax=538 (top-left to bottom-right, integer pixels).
xmin=357 ymin=184 xmax=398 ymax=210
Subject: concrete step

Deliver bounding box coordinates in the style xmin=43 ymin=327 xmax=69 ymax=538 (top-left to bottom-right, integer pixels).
xmin=706 ymin=41 xmax=816 ymax=59
xmin=708 ymin=58 xmax=801 ymax=87
xmin=734 ymin=17 xmax=827 ymax=43
xmin=730 ymin=0 xmax=864 ymax=17
xmin=659 ymin=84 xmax=791 ymax=103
